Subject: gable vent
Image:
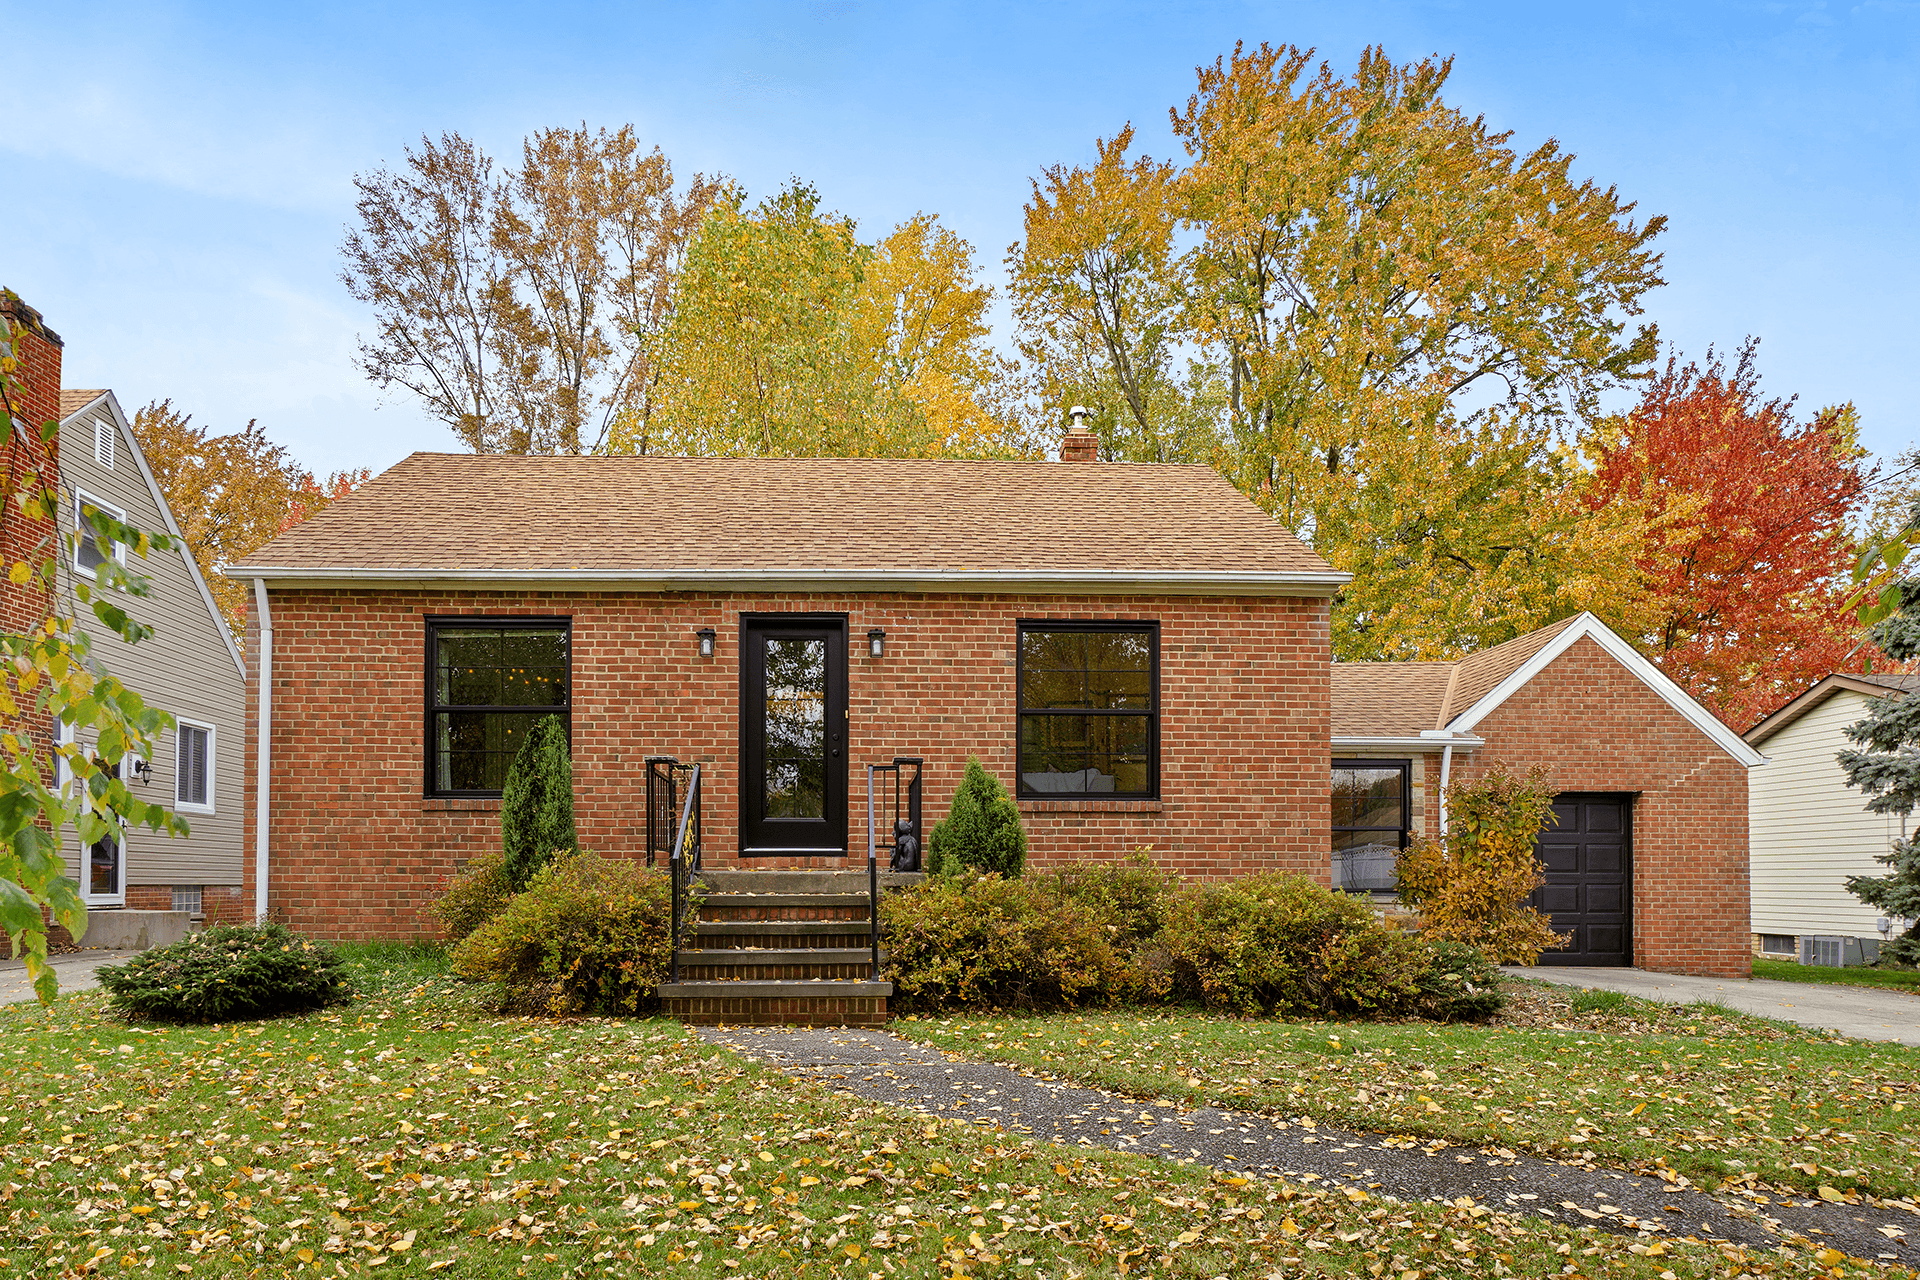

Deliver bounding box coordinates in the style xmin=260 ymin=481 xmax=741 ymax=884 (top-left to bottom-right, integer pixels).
xmin=93 ymin=418 xmax=116 ymax=470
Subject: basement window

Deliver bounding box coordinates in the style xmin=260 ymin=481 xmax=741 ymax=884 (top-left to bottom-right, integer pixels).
xmin=1016 ymin=621 xmax=1157 ymax=798
xmin=172 ymin=885 xmax=203 ymax=917
xmin=427 ymin=618 xmax=571 ymax=796
xmin=1759 ymin=933 xmax=1796 ymax=955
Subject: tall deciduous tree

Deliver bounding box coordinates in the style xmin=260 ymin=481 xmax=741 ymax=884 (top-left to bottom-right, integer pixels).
xmin=1171 ymin=43 xmax=1664 ymax=531
xmin=341 ymin=127 xmax=718 ymax=454
xmin=630 ymin=183 xmax=1018 ymax=458
xmin=1585 ymin=340 xmax=1870 ymax=727
xmin=1007 ymin=127 xmax=1218 ymax=464
xmin=131 ymin=401 xmax=368 ymax=638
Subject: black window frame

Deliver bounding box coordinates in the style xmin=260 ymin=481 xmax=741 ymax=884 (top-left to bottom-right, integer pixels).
xmin=1331 ymin=757 xmax=1412 ymax=893
xmin=1015 ymin=619 xmax=1160 ymax=800
xmin=424 ymin=616 xmax=572 ymax=798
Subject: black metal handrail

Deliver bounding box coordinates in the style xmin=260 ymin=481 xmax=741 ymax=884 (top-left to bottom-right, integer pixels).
xmin=865 ymin=758 xmax=924 ymax=980
xmin=667 ymin=763 xmax=702 ymax=983
xmin=645 ymin=756 xmax=692 ymax=868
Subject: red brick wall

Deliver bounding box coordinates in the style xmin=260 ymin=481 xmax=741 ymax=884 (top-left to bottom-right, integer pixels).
xmin=242 ymin=589 xmax=1332 ymax=940
xmin=0 ymin=295 xmax=62 ymax=764
xmin=1432 ymin=635 xmax=1750 ymax=978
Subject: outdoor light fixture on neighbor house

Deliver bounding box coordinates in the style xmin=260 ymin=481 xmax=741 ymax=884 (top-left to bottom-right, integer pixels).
xmin=696 ymin=627 xmax=716 ymax=658
xmin=867 ymin=629 xmax=887 ymax=658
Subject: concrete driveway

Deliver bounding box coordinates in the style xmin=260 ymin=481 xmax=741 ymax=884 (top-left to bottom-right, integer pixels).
xmin=0 ymin=950 xmax=136 ymax=1004
xmin=1505 ymin=966 xmax=1920 ymax=1047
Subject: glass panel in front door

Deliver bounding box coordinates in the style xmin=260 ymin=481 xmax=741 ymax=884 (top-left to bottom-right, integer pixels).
xmin=764 ymin=637 xmax=827 ymax=820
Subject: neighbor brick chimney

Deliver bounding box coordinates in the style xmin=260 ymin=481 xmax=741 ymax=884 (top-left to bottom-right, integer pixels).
xmin=1060 ymin=405 xmax=1099 ymax=463
xmin=1 ymin=290 xmax=64 ymax=646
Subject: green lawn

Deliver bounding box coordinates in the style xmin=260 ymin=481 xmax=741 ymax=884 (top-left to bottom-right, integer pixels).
xmin=891 ymin=979 xmax=1920 ymax=1207
xmin=3 ymin=949 xmax=1904 ymax=1278
xmin=1753 ymin=958 xmax=1920 ymax=993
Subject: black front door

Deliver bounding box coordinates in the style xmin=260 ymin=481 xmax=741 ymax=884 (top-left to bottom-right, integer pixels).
xmin=740 ymin=615 xmax=847 ymax=856
xmin=1531 ymin=793 xmax=1633 ymax=965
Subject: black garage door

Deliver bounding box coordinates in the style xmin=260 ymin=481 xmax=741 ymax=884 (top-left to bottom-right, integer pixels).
xmin=1530 ymin=793 xmax=1632 ymax=965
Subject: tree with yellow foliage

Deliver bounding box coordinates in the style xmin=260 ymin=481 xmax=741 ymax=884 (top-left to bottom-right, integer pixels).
xmin=626 ymin=182 xmax=1022 ymax=459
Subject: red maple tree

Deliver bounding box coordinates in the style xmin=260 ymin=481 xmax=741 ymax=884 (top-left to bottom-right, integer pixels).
xmin=1587 ymin=340 xmax=1872 ymax=729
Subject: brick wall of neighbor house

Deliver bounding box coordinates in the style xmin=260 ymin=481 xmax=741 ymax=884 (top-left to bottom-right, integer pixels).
xmin=242 ymin=589 xmax=1333 ymax=940
xmin=1433 ymin=635 xmax=1750 ymax=978
xmin=0 ymin=296 xmax=62 ymax=732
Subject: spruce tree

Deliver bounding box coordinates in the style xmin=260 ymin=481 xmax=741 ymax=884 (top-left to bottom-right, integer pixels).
xmin=1838 ymin=582 xmax=1920 ymax=966
xmin=500 ymin=715 xmax=577 ymax=891
xmin=928 ymin=757 xmax=1027 ymax=877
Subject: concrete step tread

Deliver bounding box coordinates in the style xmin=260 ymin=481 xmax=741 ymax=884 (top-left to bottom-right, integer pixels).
xmin=696 ymin=871 xmax=923 ymax=894
xmin=657 ymin=980 xmax=893 ymax=998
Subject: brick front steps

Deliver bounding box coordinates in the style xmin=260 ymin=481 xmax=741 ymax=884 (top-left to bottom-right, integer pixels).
xmin=658 ymin=869 xmax=922 ymax=1026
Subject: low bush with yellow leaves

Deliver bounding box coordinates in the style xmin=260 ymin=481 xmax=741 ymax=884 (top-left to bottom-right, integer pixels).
xmin=1396 ymin=762 xmax=1571 ymax=965
xmin=450 ymin=850 xmax=691 ymax=1016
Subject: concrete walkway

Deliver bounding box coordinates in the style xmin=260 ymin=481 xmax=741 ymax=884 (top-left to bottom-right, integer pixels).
xmin=0 ymin=949 xmax=136 ymax=1004
xmin=702 ymin=1026 xmax=1918 ymax=1267
xmin=1505 ymin=966 xmax=1920 ymax=1047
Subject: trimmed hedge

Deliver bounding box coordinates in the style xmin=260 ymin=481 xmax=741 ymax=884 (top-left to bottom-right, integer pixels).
xmin=884 ymin=861 xmax=1506 ymax=1023
xmin=96 ymin=924 xmax=352 ymax=1022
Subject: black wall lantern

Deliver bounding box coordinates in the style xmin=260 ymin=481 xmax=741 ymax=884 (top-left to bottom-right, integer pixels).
xmin=867 ymin=628 xmax=886 ymax=659
xmin=695 ymin=627 xmax=716 ymax=658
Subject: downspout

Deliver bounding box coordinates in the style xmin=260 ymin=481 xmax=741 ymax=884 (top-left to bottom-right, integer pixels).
xmin=251 ymin=578 xmax=274 ymax=923
xmin=1438 ymin=743 xmax=1454 ymax=838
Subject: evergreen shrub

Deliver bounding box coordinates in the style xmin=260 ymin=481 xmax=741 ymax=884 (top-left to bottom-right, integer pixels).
xmin=451 ymin=850 xmax=690 ymax=1016
xmin=431 ymin=848 xmax=515 ymax=941
xmin=96 ymin=923 xmax=352 ymax=1022
xmin=929 ymin=757 xmax=1027 ymax=877
xmin=500 ymin=714 xmax=577 ymax=890
xmin=1411 ymin=939 xmax=1507 ymax=1021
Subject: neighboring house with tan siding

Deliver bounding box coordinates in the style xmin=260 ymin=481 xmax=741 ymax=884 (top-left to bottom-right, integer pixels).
xmin=1331 ymin=614 xmax=1764 ymax=977
xmin=56 ymin=389 xmax=247 ymax=923
xmin=1742 ymin=674 xmax=1917 ymax=963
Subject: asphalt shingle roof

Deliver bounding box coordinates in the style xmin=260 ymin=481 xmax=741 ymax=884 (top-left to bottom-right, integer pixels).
xmin=1331 ymin=616 xmax=1582 ymax=738
xmin=229 ymin=452 xmax=1338 ymax=581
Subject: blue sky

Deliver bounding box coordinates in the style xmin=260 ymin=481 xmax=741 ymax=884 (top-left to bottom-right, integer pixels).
xmin=6 ymin=1 xmax=1916 ymax=477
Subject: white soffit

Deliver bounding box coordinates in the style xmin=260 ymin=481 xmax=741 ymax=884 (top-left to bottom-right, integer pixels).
xmin=1445 ymin=612 xmax=1767 ymax=769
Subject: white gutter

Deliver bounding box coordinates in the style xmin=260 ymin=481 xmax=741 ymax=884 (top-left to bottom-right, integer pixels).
xmin=1331 ymin=734 xmax=1484 ymax=751
xmin=251 ymin=577 xmax=274 ymax=924
xmin=224 ymin=565 xmax=1353 ymax=599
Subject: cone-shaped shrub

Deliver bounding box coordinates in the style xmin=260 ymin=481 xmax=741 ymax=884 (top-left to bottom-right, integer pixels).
xmin=929 ymin=756 xmax=1026 ymax=877
xmin=500 ymin=714 xmax=577 ymax=890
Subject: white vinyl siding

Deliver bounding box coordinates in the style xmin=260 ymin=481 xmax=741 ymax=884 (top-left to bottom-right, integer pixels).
xmin=1749 ymin=690 xmax=1904 ymax=937
xmin=55 ymin=397 xmax=246 ymax=888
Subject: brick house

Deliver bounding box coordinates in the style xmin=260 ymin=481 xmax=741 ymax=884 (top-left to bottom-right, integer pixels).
xmin=1331 ymin=614 xmax=1763 ymax=977
xmin=225 ymin=436 xmax=1347 ymax=940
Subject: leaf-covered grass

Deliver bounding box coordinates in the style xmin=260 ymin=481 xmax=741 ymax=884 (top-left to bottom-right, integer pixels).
xmin=892 ymin=978 xmax=1920 ymax=1207
xmin=4 ymin=959 xmax=1905 ymax=1277
xmin=1753 ymin=958 xmax=1920 ymax=993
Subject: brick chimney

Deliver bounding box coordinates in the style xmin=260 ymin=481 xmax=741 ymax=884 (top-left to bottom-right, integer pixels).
xmin=1 ymin=291 xmax=65 ymax=646
xmin=1060 ymin=405 xmax=1099 ymax=463
xmin=1 ymin=292 xmax=65 ymax=438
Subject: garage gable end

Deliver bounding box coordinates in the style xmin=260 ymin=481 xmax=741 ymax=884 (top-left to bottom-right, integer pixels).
xmin=1444 ymin=612 xmax=1766 ymax=768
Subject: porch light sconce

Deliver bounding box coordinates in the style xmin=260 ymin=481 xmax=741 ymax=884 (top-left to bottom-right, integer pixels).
xmin=131 ymin=758 xmax=153 ymax=786
xmin=695 ymin=627 xmax=716 ymax=658
xmin=867 ymin=628 xmax=887 ymax=659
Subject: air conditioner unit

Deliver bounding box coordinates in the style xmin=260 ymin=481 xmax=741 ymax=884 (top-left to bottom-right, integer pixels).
xmin=1800 ymin=936 xmax=1869 ymax=967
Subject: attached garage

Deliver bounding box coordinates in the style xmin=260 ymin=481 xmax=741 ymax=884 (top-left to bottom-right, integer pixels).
xmin=1331 ymin=613 xmax=1764 ymax=978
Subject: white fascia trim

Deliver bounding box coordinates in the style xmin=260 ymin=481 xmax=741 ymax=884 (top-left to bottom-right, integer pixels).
xmin=1445 ymin=611 xmax=1768 ymax=768
xmin=1332 ymin=734 xmax=1484 ymax=752
xmin=222 ymin=566 xmax=1354 ymax=597
xmin=72 ymin=393 xmax=248 ymax=682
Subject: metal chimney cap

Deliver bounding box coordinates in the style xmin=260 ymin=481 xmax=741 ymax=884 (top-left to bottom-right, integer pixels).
xmin=1067 ymin=405 xmax=1091 ymax=432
